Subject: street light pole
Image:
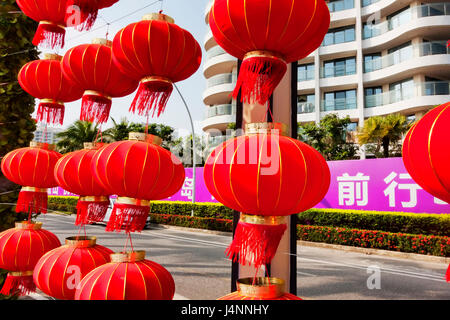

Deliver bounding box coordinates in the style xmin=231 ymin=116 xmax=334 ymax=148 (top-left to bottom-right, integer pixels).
xmin=173 ymin=83 xmax=196 ymax=217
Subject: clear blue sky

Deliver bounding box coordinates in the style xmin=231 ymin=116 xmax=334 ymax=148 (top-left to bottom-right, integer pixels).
xmin=39 ymin=0 xmax=210 ymax=137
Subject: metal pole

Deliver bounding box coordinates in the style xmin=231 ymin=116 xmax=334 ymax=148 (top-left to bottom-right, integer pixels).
xmin=173 ymin=83 xmax=196 ymax=217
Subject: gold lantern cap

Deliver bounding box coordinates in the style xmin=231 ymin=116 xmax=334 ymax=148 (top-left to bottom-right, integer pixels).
xmin=237 ymin=277 xmax=285 ymax=299
xmin=110 ymin=251 xmax=146 ymax=263
xmin=43 ymin=53 xmax=62 ymax=61
xmin=245 ymin=122 xmax=288 ymax=136
xmin=15 ymin=221 xmax=43 ymax=231
xmin=129 ymin=132 xmax=163 ymax=146
xmin=92 ymin=38 xmax=113 ymax=47
xmin=65 ymin=236 xmax=97 ymax=248
xmin=143 ymin=12 xmax=175 ymax=24
xmin=30 ymin=141 xmax=56 ymax=150
xmin=83 ymin=142 xmax=106 ymax=150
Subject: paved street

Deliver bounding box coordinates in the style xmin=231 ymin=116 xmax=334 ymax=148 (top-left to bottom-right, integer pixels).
xmin=36 ymin=214 xmax=450 ymax=300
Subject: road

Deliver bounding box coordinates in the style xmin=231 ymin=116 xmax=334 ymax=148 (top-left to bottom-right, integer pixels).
xmin=36 ymin=214 xmax=450 ymax=300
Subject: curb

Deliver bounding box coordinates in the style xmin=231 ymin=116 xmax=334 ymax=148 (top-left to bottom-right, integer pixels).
xmin=150 ymin=223 xmax=450 ymax=264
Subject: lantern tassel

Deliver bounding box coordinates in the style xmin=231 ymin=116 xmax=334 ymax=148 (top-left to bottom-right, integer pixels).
xmin=66 ymin=0 xmax=99 ymax=31
xmin=233 ymin=55 xmax=287 ymax=106
xmin=33 ymin=22 xmax=66 ymax=49
xmin=16 ymin=189 xmax=48 ymax=214
xmin=446 ymin=264 xmax=450 ymax=282
xmin=81 ymin=94 xmax=112 ymax=124
xmin=129 ymin=79 xmax=173 ymax=118
xmin=106 ymin=202 xmax=150 ymax=233
xmin=76 ymin=199 xmax=110 ymax=226
xmin=226 ymin=220 xmax=287 ymax=270
xmin=0 ymin=273 xmax=35 ymax=297
xmin=37 ymin=101 xmax=65 ymax=125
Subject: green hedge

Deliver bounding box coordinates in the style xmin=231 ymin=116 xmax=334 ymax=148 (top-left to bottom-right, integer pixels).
xmin=149 ymin=214 xmax=233 ymax=233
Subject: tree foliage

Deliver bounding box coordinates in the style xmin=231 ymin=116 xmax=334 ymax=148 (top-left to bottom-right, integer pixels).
xmin=298 ymin=114 xmax=358 ymax=160
xmin=0 ymin=2 xmax=39 ymax=232
xmin=56 ymin=121 xmax=99 ymax=153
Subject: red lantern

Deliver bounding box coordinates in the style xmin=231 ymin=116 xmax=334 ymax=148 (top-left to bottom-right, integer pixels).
xmin=1 ymin=142 xmax=62 ymax=215
xmin=112 ymin=12 xmax=202 ymax=118
xmin=33 ymin=236 xmax=113 ymax=300
xmin=62 ymin=39 xmax=139 ymax=124
xmin=204 ymin=123 xmax=330 ymax=269
xmin=0 ymin=222 xmax=61 ymax=296
xmin=91 ymin=133 xmax=185 ymax=232
xmin=209 ymin=0 xmax=330 ymax=105
xmin=218 ymin=277 xmax=302 ymax=300
xmin=18 ymin=54 xmax=84 ymax=125
xmin=65 ymin=0 xmax=119 ymax=31
xmin=54 ymin=143 xmax=111 ymax=225
xmin=75 ymin=251 xmax=175 ymax=300
xmin=16 ymin=0 xmax=84 ymax=49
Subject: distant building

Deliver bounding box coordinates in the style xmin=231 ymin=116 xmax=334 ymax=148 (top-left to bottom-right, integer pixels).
xmin=33 ymin=124 xmax=63 ymax=145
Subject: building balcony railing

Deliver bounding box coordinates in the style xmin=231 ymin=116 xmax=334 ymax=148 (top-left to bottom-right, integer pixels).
xmin=298 ymin=69 xmax=315 ymax=82
xmin=206 ymin=73 xmax=234 ymax=88
xmin=320 ymin=64 xmax=356 ymax=78
xmin=298 ymin=102 xmax=316 ymax=114
xmin=321 ymin=97 xmax=357 ymax=112
xmin=364 ymin=41 xmax=450 ymax=72
xmin=363 ymin=3 xmax=450 ymax=40
xmin=365 ymin=81 xmax=450 ymax=108
xmin=206 ymin=104 xmax=236 ymax=118
xmin=361 ymin=0 xmax=380 ymax=7
xmin=327 ymin=0 xmax=354 ymax=13
xmin=206 ymin=46 xmax=227 ymax=60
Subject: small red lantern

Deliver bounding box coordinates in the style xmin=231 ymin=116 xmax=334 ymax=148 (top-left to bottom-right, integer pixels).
xmin=54 ymin=143 xmax=111 ymax=225
xmin=209 ymin=0 xmax=330 ymax=105
xmin=75 ymin=251 xmax=175 ymax=300
xmin=18 ymin=54 xmax=84 ymax=125
xmin=65 ymin=0 xmax=119 ymax=31
xmin=62 ymin=39 xmax=139 ymax=124
xmin=16 ymin=0 xmax=83 ymax=49
xmin=112 ymin=12 xmax=202 ymax=118
xmin=0 ymin=222 xmax=61 ymax=296
xmin=91 ymin=133 xmax=185 ymax=232
xmin=204 ymin=123 xmax=330 ymax=269
xmin=1 ymin=142 xmax=62 ymax=215
xmin=33 ymin=236 xmax=113 ymax=300
xmin=218 ymin=277 xmax=301 ymax=300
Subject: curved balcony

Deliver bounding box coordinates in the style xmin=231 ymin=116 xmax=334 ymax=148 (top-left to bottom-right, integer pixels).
xmin=203 ymin=48 xmax=237 ymax=79
xmin=205 ymin=0 xmax=213 ymax=24
xmin=203 ymin=73 xmax=235 ymax=105
xmin=204 ymin=29 xmax=216 ymax=52
xmin=362 ymin=3 xmax=450 ymax=51
xmin=202 ymin=104 xmax=236 ymax=132
xmin=364 ymin=42 xmax=450 ymax=85
xmin=364 ymin=81 xmax=450 ymax=117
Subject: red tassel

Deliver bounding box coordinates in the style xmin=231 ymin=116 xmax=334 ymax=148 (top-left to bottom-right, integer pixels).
xmin=233 ymin=55 xmax=287 ymax=105
xmin=66 ymin=0 xmax=99 ymax=31
xmin=0 ymin=273 xmax=35 ymax=297
xmin=129 ymin=79 xmax=173 ymax=118
xmin=446 ymin=264 xmax=450 ymax=282
xmin=33 ymin=22 xmax=66 ymax=49
xmin=80 ymin=94 xmax=112 ymax=124
xmin=106 ymin=202 xmax=150 ymax=233
xmin=76 ymin=199 xmax=110 ymax=226
xmin=37 ymin=101 xmax=65 ymax=125
xmin=16 ymin=190 xmax=48 ymax=214
xmin=226 ymin=220 xmax=287 ymax=270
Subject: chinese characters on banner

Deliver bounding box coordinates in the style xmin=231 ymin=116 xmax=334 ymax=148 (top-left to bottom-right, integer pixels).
xmin=49 ymin=158 xmax=450 ymax=214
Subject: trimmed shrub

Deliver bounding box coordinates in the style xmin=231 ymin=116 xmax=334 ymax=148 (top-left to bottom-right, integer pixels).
xmin=149 ymin=213 xmax=233 ymax=233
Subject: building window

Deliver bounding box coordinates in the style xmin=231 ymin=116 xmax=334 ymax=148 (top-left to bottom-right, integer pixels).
xmin=364 ymin=53 xmax=381 ymax=72
xmin=387 ymin=6 xmax=411 ymax=31
xmin=323 ymin=89 xmax=357 ymax=111
xmin=387 ymin=41 xmax=412 ymax=65
xmin=322 ymin=25 xmax=355 ymax=46
xmin=298 ymin=94 xmax=315 ymax=114
xmin=298 ymin=63 xmax=315 ymax=81
xmin=389 ymin=78 xmax=414 ymax=103
xmin=327 ymin=0 xmax=354 ymax=12
xmin=364 ymin=87 xmax=383 ymax=108
xmin=424 ymin=77 xmax=450 ymax=96
xmin=322 ymin=57 xmax=356 ymax=78
xmin=362 ymin=0 xmax=380 ymax=7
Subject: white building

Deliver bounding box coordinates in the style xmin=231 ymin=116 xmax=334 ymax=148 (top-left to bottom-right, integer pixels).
xmin=33 ymin=124 xmax=63 ymax=145
xmin=202 ymin=0 xmax=450 ymax=149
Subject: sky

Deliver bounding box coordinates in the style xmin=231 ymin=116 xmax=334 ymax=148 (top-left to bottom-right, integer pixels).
xmin=36 ymin=0 xmax=211 ymax=138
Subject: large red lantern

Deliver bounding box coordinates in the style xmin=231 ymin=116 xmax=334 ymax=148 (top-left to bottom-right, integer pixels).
xmin=112 ymin=12 xmax=202 ymax=118
xmin=54 ymin=143 xmax=111 ymax=225
xmin=91 ymin=133 xmax=185 ymax=232
xmin=0 ymin=222 xmax=61 ymax=296
xmin=402 ymin=101 xmax=450 ymax=282
xmin=1 ymin=142 xmax=62 ymax=215
xmin=18 ymin=54 xmax=84 ymax=125
xmin=75 ymin=251 xmax=175 ymax=300
xmin=204 ymin=123 xmax=330 ymax=269
xmin=62 ymin=39 xmax=139 ymax=124
xmin=65 ymin=0 xmax=119 ymax=31
xmin=209 ymin=0 xmax=330 ymax=105
xmin=33 ymin=236 xmax=113 ymax=300
xmin=218 ymin=277 xmax=302 ymax=300
xmin=16 ymin=0 xmax=84 ymax=49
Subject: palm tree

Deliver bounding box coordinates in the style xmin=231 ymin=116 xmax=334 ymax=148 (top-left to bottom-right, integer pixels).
xmin=56 ymin=121 xmax=99 ymax=153
xmin=357 ymin=113 xmax=411 ymax=158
